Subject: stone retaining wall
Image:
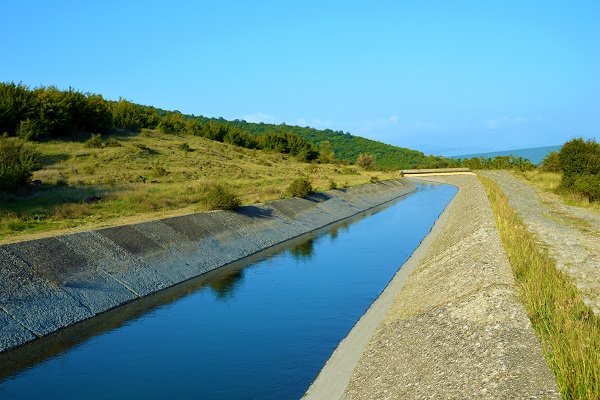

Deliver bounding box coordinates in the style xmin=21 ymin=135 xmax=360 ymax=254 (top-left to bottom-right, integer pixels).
xmin=0 ymin=179 xmax=416 ymax=353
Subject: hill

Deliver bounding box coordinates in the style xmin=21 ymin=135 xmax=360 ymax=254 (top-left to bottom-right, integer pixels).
xmin=0 ymin=129 xmax=396 ymax=243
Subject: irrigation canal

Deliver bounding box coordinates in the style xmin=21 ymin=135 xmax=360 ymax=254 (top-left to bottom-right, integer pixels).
xmin=0 ymin=182 xmax=456 ymax=399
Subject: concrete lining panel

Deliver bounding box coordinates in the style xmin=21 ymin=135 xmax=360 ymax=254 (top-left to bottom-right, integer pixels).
xmin=98 ymin=225 xmax=200 ymax=284
xmin=133 ymin=220 xmax=224 ymax=274
xmin=0 ymin=248 xmax=93 ymax=337
xmin=0 ymin=310 xmax=37 ymax=352
xmin=58 ymin=231 xmax=173 ymax=297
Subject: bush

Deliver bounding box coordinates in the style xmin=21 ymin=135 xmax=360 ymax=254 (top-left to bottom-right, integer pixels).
xmin=0 ymin=136 xmax=42 ymax=190
xmin=328 ymin=178 xmax=337 ymax=190
xmin=286 ymin=177 xmax=313 ymax=198
xmin=178 ymin=142 xmax=190 ymax=152
xmin=540 ymin=151 xmax=560 ymax=172
xmin=104 ymin=138 xmax=122 ymax=147
xmin=85 ymin=133 xmax=104 ymax=148
xmin=203 ymin=183 xmax=241 ymax=210
xmin=573 ymin=174 xmax=600 ymax=202
xmin=558 ymin=137 xmax=600 ymax=185
xmin=557 ymin=138 xmax=600 ymax=201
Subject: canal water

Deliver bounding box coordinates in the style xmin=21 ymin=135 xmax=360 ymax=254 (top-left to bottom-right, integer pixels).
xmin=0 ymin=182 xmax=456 ymax=399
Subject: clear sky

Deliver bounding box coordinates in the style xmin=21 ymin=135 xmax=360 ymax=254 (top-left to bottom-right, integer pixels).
xmin=2 ymin=1 xmax=598 ymax=156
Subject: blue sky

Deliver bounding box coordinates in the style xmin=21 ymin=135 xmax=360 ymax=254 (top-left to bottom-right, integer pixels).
xmin=2 ymin=1 xmax=598 ymax=156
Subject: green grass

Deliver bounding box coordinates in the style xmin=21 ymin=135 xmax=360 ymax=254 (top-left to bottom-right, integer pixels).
xmin=480 ymin=176 xmax=600 ymax=400
xmin=1 ymin=130 xmax=394 ymax=243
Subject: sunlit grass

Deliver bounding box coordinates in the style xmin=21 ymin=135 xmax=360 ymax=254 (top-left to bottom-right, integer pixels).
xmin=480 ymin=176 xmax=600 ymax=400
xmin=518 ymin=170 xmax=600 ymax=214
xmin=1 ymin=130 xmax=393 ymax=243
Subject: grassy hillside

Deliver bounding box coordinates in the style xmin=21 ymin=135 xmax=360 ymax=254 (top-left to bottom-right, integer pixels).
xmin=0 ymin=130 xmax=396 ymax=243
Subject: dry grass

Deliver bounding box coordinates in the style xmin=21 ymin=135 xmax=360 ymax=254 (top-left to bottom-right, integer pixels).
xmin=518 ymin=170 xmax=600 ymax=214
xmin=0 ymin=130 xmax=395 ymax=243
xmin=480 ymin=176 xmax=600 ymax=400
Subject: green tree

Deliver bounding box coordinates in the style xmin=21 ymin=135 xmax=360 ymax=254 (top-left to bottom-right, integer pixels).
xmin=157 ymin=111 xmax=186 ymax=134
xmin=558 ymin=138 xmax=600 ymax=187
xmin=357 ymin=153 xmax=376 ymax=170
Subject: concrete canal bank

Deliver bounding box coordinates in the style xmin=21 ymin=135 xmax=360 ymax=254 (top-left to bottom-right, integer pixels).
xmin=0 ymin=179 xmax=417 ymax=353
xmin=305 ymin=174 xmax=560 ymax=399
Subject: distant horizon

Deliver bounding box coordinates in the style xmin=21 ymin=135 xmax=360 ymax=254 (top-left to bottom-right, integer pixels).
xmin=447 ymin=144 xmax=562 ymax=164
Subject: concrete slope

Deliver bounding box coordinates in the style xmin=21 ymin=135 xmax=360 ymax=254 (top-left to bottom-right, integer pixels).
xmin=305 ymin=174 xmax=560 ymax=399
xmin=0 ymin=179 xmax=416 ymax=353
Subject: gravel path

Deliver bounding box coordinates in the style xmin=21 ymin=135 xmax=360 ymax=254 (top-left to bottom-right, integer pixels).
xmin=482 ymin=171 xmax=600 ymax=315
xmin=307 ymin=174 xmax=560 ymax=399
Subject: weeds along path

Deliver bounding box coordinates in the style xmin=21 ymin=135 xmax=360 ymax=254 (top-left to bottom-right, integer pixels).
xmin=481 ymin=171 xmax=600 ymax=315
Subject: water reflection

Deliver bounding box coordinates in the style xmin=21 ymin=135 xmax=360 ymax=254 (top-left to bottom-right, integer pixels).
xmin=327 ymin=220 xmax=350 ymax=240
xmin=209 ymin=269 xmax=245 ymax=300
xmin=289 ymin=238 xmax=315 ymax=261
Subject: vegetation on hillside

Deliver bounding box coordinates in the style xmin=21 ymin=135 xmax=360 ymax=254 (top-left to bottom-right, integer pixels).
xmin=0 ymin=129 xmax=394 ymax=242
xmin=0 ymin=82 xmax=446 ymax=172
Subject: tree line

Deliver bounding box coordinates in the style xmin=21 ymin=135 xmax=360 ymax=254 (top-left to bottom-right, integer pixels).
xmin=448 ymin=155 xmax=537 ymax=171
xmin=0 ymin=82 xmax=320 ymax=162
xmin=1 ymin=82 xmax=454 ymax=170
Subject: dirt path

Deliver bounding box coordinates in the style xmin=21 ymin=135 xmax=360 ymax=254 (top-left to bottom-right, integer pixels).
xmin=483 ymin=171 xmax=600 ymax=315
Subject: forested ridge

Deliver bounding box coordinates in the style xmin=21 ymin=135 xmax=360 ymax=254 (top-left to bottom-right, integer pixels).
xmin=0 ymin=82 xmax=445 ymax=170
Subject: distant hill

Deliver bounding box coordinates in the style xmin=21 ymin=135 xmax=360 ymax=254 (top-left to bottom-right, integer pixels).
xmin=451 ymin=145 xmax=561 ymax=165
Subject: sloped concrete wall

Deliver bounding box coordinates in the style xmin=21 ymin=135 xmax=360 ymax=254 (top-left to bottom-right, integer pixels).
xmin=0 ymin=179 xmax=416 ymax=353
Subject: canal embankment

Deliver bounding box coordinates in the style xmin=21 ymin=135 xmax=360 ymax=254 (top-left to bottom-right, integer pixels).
xmin=0 ymin=179 xmax=417 ymax=353
xmin=305 ymin=173 xmax=561 ymax=399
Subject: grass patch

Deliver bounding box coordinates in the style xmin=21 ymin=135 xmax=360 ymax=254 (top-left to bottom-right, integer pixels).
xmin=480 ymin=175 xmax=600 ymax=399
xmin=1 ymin=130 xmax=399 ymax=243
xmin=519 ymin=170 xmax=600 ymax=214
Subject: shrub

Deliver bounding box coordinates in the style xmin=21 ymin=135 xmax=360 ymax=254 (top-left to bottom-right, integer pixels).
xmin=370 ymin=175 xmax=380 ymax=183
xmin=178 ymin=142 xmax=190 ymax=152
xmin=104 ymin=138 xmax=122 ymax=147
xmin=557 ymin=138 xmax=600 ymax=201
xmin=540 ymin=151 xmax=560 ymax=172
xmin=286 ymin=177 xmax=313 ymax=198
xmin=573 ymin=174 xmax=600 ymax=202
xmin=558 ymin=137 xmax=600 ymax=186
xmin=203 ymin=183 xmax=241 ymax=210
xmin=328 ymin=178 xmax=337 ymax=190
xmin=151 ymin=162 xmax=168 ymax=177
xmin=85 ymin=133 xmax=104 ymax=148
xmin=0 ymin=136 xmax=42 ymax=190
